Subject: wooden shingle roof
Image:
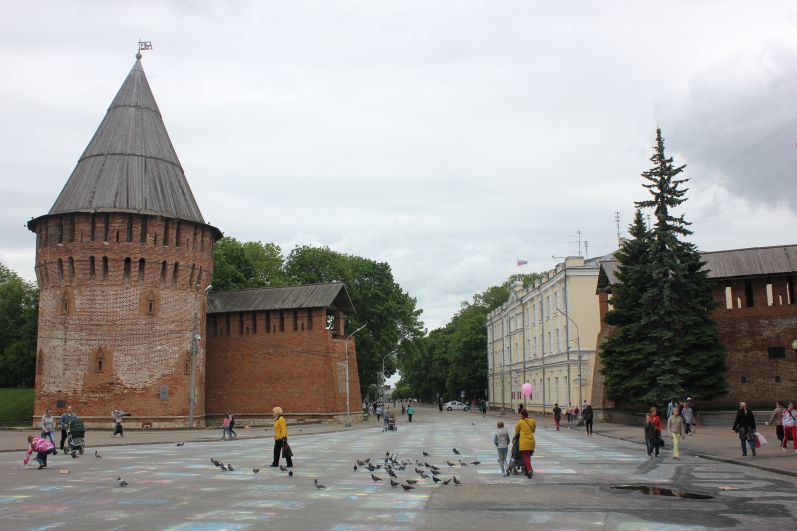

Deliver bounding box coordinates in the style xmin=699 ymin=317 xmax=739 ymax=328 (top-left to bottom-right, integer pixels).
xmin=33 ymin=56 xmax=209 ymax=227
xmin=207 ymin=282 xmax=356 ymax=314
xmin=598 ymin=244 xmax=797 ymax=290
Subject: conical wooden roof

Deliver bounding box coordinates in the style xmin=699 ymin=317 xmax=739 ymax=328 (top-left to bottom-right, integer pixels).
xmin=41 ymin=56 xmax=207 ymax=224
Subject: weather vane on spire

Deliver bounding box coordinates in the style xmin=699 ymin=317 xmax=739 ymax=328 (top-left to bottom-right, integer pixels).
xmin=136 ymin=39 xmax=153 ymax=60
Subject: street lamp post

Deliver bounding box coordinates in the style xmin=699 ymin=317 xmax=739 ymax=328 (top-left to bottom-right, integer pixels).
xmin=381 ymin=349 xmax=398 ymax=405
xmin=345 ymin=324 xmax=367 ymax=427
xmin=557 ymin=308 xmax=582 ymax=407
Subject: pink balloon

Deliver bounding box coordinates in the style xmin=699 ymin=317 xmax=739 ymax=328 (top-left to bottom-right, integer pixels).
xmin=521 ymin=383 xmax=532 ymax=397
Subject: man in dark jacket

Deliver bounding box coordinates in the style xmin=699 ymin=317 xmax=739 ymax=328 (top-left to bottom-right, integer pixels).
xmin=732 ymin=401 xmax=757 ymax=457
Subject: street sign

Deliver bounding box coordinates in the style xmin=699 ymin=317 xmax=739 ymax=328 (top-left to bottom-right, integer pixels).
xmin=460 ymin=390 xmax=465 ymax=399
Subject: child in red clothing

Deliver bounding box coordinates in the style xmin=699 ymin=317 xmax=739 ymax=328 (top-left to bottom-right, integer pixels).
xmin=23 ymin=435 xmax=56 ymax=469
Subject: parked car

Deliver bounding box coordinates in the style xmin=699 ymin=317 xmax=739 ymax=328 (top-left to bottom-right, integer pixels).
xmin=444 ymin=401 xmax=470 ymax=411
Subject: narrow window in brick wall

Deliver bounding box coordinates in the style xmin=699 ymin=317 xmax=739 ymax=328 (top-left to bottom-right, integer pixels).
xmin=147 ymin=299 xmax=155 ymax=315
xmin=265 ymin=311 xmax=271 ymax=333
xmin=95 ymin=352 xmax=104 ymax=373
xmin=172 ymin=262 xmax=180 ymax=287
xmin=160 ymin=260 xmax=167 ymax=287
xmin=238 ymin=313 xmax=244 ymax=334
xmin=188 ymin=265 xmax=196 ymax=290
xmin=90 ymin=213 xmax=96 ymax=241
xmin=102 ymin=214 xmax=110 ymax=242
xmin=724 ymin=286 xmax=733 ymax=309
xmin=61 ymin=291 xmax=69 ymax=314
xmin=123 ymin=257 xmax=131 ymax=281
xmin=88 ymin=256 xmax=95 ymax=279
xmin=115 ymin=230 xmax=119 ymax=243
xmin=744 ymin=280 xmax=754 ymax=307
xmin=766 ymin=278 xmax=774 ymax=306
xmin=226 ymin=314 xmax=231 ymax=335
xmin=293 ymin=309 xmax=299 ymax=331
xmin=175 ymin=222 xmax=181 ymax=247
xmin=127 ymin=215 xmax=133 ymax=242
xmin=252 ymin=312 xmax=257 ymax=334
xmin=140 ymin=216 xmax=148 ymax=244
xmin=740 ymin=376 xmax=747 ymax=384
xmin=279 ymin=311 xmax=285 ymax=332
xmin=307 ymin=309 xmax=313 ymax=330
xmin=788 ymin=276 xmax=795 ymax=305
xmin=768 ymin=346 xmax=786 ymax=359
xmin=163 ymin=219 xmax=170 ymax=246
xmin=102 ymin=256 xmax=109 ymax=278
xmin=736 ymin=296 xmax=741 ymax=309
xmin=138 ymin=258 xmax=146 ymax=283
xmin=68 ymin=215 xmax=75 ymax=242
xmin=57 ymin=259 xmax=64 ymax=281
xmin=67 ymin=257 xmax=75 ymax=282
xmin=776 ymin=376 xmax=782 ymax=383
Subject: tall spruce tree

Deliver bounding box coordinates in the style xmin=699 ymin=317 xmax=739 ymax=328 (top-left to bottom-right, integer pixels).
xmin=603 ymin=129 xmax=727 ymax=405
xmin=601 ymin=209 xmax=657 ymax=402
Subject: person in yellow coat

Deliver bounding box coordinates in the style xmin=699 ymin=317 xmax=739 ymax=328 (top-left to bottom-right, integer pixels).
xmin=271 ymin=406 xmax=293 ymax=468
xmin=514 ymin=409 xmax=536 ymax=478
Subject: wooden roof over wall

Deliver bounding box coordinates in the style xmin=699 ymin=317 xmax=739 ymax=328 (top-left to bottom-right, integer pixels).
xmin=207 ymin=282 xmax=356 ymax=314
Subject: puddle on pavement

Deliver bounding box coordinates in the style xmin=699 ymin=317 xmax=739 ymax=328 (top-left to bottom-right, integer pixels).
xmin=611 ymin=485 xmax=714 ymax=500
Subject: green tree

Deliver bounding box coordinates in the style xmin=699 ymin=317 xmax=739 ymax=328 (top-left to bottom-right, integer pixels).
xmin=0 ymin=265 xmax=38 ymax=387
xmin=602 ymin=129 xmax=727 ymax=405
xmin=212 ymin=238 xmax=287 ymax=290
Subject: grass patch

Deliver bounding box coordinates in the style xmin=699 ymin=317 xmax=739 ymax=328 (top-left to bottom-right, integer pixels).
xmin=0 ymin=388 xmax=34 ymax=423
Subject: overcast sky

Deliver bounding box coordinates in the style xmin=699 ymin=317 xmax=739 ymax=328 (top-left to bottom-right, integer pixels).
xmin=2 ymin=1 xmax=797 ymax=331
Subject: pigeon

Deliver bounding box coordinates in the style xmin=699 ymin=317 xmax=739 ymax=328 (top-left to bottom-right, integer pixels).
xmin=471 ymin=461 xmax=481 ymax=466
xmin=452 ymin=448 xmax=461 ymax=455
xmin=390 ymin=479 xmax=400 ymax=487
xmin=419 ymin=472 xmax=430 ymax=479
xmin=422 ymin=451 xmax=430 ymax=457
xmin=458 ymin=460 xmax=468 ymax=467
xmin=356 ymin=459 xmax=367 ymax=466
xmin=70 ymin=451 xmax=78 ymax=459
xmin=472 ymin=422 xmax=476 ymax=425
xmin=94 ymin=450 xmax=102 ymax=458
xmin=367 ymin=464 xmax=376 ymax=472
xmin=220 ymin=464 xmax=229 ymax=472
xmin=401 ymin=484 xmax=415 ymax=491
xmin=424 ymin=462 xmax=432 ymax=468
xmin=429 ymin=464 xmax=440 ymax=471
xmin=253 ymin=468 xmax=260 ymax=473
xmin=432 ymin=476 xmax=442 ymax=483
xmin=430 ymin=469 xmax=441 ymax=476
xmin=442 ymin=478 xmax=452 ymax=485
xmin=314 ymin=479 xmax=326 ymax=489
xmin=414 ymin=467 xmax=424 ymax=474
xmin=211 ymin=458 xmax=221 ymax=467
xmin=279 ymin=465 xmax=288 ymax=472
xmin=385 ymin=451 xmax=390 ymax=457
xmin=117 ymin=477 xmax=128 ymax=487
xmin=453 ymin=476 xmax=462 ymax=485
xmin=387 ymin=468 xmax=398 ymax=478
xmin=446 ymin=460 xmax=457 ymax=466
xmin=364 ymin=458 xmax=371 ymax=463
xmin=405 ymin=479 xmax=418 ymax=485
xmin=353 ymin=464 xmax=358 ymax=472
xmin=288 ymin=470 xmax=293 ymax=477
xmin=371 ymin=473 xmax=383 ymax=482
xmin=176 ymin=442 xmax=185 ymax=447
xmin=227 ymin=464 xmax=235 ymax=472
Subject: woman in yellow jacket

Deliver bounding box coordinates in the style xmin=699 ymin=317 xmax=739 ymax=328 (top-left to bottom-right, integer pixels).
xmin=271 ymin=406 xmax=293 ymax=468
xmin=514 ymin=409 xmax=536 ymax=478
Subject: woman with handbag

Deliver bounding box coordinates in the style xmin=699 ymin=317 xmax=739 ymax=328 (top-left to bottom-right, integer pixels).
xmin=513 ymin=409 xmax=536 ymax=479
xmin=731 ymin=401 xmax=757 ymax=457
xmin=271 ymin=406 xmax=293 ymax=468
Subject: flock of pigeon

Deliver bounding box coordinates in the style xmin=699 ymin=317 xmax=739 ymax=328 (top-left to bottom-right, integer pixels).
xmin=315 ymin=447 xmax=479 ymax=492
xmin=113 ymin=442 xmax=479 ymax=492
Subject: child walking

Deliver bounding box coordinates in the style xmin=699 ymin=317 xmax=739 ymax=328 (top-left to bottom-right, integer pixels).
xmin=494 ymin=421 xmax=511 ymax=476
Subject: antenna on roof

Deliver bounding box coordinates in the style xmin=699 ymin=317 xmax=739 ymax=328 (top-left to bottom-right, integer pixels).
xmin=614 ymin=211 xmax=621 ymax=247
xmin=136 ymin=39 xmax=153 ymax=60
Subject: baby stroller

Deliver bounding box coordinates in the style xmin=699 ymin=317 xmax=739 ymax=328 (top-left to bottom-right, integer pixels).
xmin=504 ymin=435 xmax=525 ymax=476
xmin=66 ymin=416 xmax=85 ymax=455
xmin=383 ymin=415 xmax=398 ymax=432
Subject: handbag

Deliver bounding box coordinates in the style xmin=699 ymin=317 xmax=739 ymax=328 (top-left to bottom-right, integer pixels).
xmin=282 ymin=440 xmax=293 ymax=459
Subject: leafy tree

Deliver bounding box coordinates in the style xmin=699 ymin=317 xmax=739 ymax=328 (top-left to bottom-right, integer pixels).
xmin=212 ymin=238 xmax=287 ymax=290
xmin=601 ymin=129 xmax=726 ymax=405
xmin=0 ymin=265 xmax=38 ymax=387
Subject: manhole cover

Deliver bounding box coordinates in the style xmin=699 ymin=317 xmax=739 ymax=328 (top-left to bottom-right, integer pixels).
xmin=611 ymin=485 xmax=713 ymax=499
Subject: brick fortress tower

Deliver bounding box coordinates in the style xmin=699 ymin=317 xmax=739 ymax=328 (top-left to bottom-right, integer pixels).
xmin=28 ymin=53 xmax=221 ymax=427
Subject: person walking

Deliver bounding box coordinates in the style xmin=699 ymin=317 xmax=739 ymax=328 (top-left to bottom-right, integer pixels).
xmin=681 ymin=402 xmax=694 ymax=436
xmin=650 ymin=407 xmax=662 ymax=457
xmin=732 ymin=401 xmax=757 ymax=457
xmin=767 ymin=401 xmax=785 ymax=447
xmin=41 ymin=409 xmax=56 ymax=448
xmin=228 ymin=413 xmax=237 ymax=439
xmin=376 ymin=404 xmax=383 ymax=423
xmin=514 ymin=409 xmax=536 ymax=479
xmin=666 ymin=398 xmax=678 ymax=419
xmin=480 ymin=399 xmax=487 ymax=417
xmin=438 ymin=397 xmax=443 ymax=412
xmin=111 ymin=408 xmax=125 ymax=438
xmin=58 ymin=405 xmax=76 ymax=452
xmin=583 ymin=404 xmax=594 ymax=436
xmin=407 ymin=404 xmax=414 ymax=423
xmin=222 ymin=414 xmax=231 ymax=440
xmin=552 ymin=403 xmax=562 ymax=431
xmin=494 ymin=421 xmax=511 ymax=476
xmin=644 ymin=413 xmax=659 ymax=458
xmin=781 ymin=401 xmax=797 ymax=452
xmin=667 ymin=409 xmax=685 ymax=460
xmin=566 ymin=405 xmax=573 ymax=428
xmin=271 ymin=407 xmax=293 ymax=468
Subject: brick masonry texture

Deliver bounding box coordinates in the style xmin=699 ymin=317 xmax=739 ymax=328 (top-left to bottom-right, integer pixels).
xmin=592 ymin=275 xmax=797 ymax=410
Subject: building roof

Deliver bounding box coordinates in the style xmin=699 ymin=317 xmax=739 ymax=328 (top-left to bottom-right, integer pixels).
xmin=597 ymin=244 xmax=797 ymax=290
xmin=31 ymin=55 xmax=211 ymax=229
xmin=207 ymin=282 xmax=356 ymax=314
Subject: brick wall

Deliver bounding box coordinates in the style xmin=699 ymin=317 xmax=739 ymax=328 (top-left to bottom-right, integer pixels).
xmin=32 ymin=212 xmax=216 ymax=427
xmin=205 ymin=307 xmax=362 ymax=423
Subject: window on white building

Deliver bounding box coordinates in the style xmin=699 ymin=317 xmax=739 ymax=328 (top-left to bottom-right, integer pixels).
xmin=555 ymin=328 xmax=560 ymax=353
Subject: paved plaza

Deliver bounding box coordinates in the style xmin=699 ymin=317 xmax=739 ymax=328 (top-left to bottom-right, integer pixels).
xmin=2 ymin=410 xmax=796 ymax=530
